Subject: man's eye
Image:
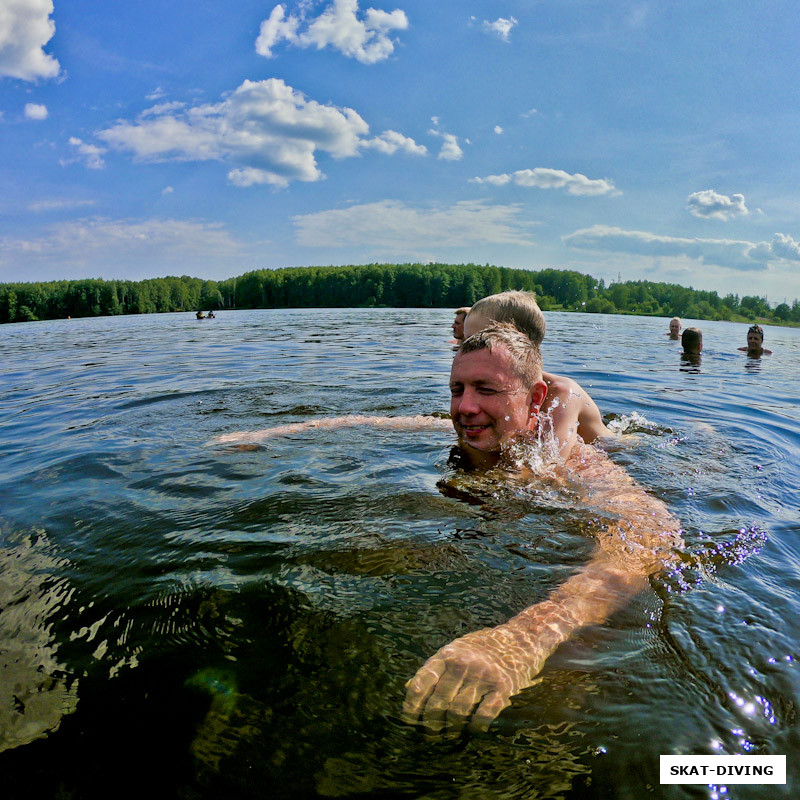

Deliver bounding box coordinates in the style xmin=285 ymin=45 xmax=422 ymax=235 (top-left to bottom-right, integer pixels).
xmin=477 ymin=387 xmax=497 ymax=395
xmin=450 ymin=386 xmax=463 ymax=395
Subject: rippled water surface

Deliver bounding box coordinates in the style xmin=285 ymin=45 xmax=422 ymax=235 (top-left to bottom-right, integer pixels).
xmin=1 ymin=309 xmax=799 ymax=799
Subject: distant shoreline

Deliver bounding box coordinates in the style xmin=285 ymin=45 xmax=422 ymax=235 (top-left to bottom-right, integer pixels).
xmin=2 ymin=263 xmax=797 ymax=328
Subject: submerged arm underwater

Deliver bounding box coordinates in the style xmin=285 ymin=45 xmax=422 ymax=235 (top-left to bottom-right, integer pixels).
xmin=403 ymin=441 xmax=683 ymax=733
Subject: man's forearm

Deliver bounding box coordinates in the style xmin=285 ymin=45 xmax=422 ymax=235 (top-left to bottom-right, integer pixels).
xmin=505 ymin=555 xmax=648 ymax=651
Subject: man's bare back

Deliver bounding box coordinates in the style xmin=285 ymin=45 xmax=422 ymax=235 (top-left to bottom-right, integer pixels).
xmin=542 ymin=371 xmax=614 ymax=456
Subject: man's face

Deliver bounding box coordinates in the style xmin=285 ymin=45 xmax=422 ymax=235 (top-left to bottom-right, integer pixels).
xmin=669 ymin=320 xmax=681 ymax=335
xmin=449 ymin=346 xmax=541 ymax=457
xmin=452 ymin=313 xmax=466 ymax=340
xmin=747 ymin=330 xmax=763 ymax=351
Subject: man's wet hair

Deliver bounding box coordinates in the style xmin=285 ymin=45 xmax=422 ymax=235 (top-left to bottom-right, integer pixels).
xmin=748 ymin=324 xmax=764 ymax=341
xmin=454 ymin=306 xmax=471 ymax=317
xmin=681 ymin=327 xmax=702 ymax=354
xmin=459 ymin=322 xmax=542 ymax=388
xmin=467 ymin=291 xmax=546 ymax=345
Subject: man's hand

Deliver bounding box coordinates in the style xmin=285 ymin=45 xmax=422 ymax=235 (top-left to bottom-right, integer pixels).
xmin=402 ymin=624 xmax=548 ymax=733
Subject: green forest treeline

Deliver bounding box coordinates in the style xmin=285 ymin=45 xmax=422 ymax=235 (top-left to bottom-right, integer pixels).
xmin=2 ymin=262 xmax=798 ymax=326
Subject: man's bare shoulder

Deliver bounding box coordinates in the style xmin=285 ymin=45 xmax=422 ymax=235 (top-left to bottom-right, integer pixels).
xmin=542 ymin=371 xmax=581 ymax=396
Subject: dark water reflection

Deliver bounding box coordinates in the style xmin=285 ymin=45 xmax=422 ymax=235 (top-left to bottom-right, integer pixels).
xmin=1 ymin=309 xmax=799 ymax=799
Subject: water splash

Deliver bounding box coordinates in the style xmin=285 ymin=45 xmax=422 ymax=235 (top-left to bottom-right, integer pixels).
xmin=659 ymin=525 xmax=768 ymax=593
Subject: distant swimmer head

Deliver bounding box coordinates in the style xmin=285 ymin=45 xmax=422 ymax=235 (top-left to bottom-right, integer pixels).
xmin=452 ymin=307 xmax=470 ymax=341
xmin=668 ymin=317 xmax=682 ymax=338
xmin=747 ymin=324 xmax=764 ymax=351
xmin=681 ymin=327 xmax=702 ymax=355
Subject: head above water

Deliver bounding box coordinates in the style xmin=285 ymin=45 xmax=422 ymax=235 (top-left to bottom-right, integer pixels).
xmin=450 ymin=324 xmax=547 ymax=465
xmin=747 ymin=324 xmax=764 ymax=346
xmin=681 ymin=327 xmax=702 ymax=355
xmin=464 ymin=291 xmax=546 ymax=345
xmin=452 ymin=307 xmax=470 ymax=340
xmin=669 ymin=317 xmax=682 ymax=336
xmin=458 ymin=323 xmax=543 ymax=387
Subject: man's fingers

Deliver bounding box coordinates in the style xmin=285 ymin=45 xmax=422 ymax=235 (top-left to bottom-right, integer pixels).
xmin=469 ymin=690 xmax=511 ymax=733
xmin=402 ymin=658 xmax=445 ymax=720
xmin=445 ymin=681 xmax=482 ymax=728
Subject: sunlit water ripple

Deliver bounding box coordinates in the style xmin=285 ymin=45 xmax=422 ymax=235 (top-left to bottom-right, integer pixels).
xmin=1 ymin=308 xmax=799 ymax=799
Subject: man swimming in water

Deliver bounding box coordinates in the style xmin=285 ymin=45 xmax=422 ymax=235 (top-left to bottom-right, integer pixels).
xmin=738 ymin=324 xmax=772 ymax=357
xmin=401 ymin=324 xmax=682 ymax=733
xmin=666 ymin=317 xmax=682 ymax=339
xmin=211 ymin=325 xmax=682 ymax=733
xmin=463 ymin=291 xmax=613 ymax=457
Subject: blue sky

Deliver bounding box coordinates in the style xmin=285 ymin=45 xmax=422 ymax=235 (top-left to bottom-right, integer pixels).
xmin=2 ymin=0 xmax=800 ymax=303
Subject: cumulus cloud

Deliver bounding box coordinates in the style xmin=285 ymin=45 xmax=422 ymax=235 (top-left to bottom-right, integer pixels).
xmin=428 ymin=128 xmax=463 ymax=161
xmin=361 ymin=129 xmax=426 ymax=155
xmin=255 ymin=0 xmax=408 ymax=64
xmin=472 ymin=168 xmax=619 ymax=197
xmin=687 ymin=190 xmax=749 ymax=220
xmin=0 ymin=0 xmax=60 ymax=81
xmin=95 ymin=78 xmax=423 ymax=187
xmin=292 ymin=199 xmax=534 ymax=249
xmin=24 ymin=102 xmax=48 ymax=119
xmin=494 ymin=125 xmax=503 ymax=135
xmin=482 ymin=16 xmax=518 ymax=41
xmin=563 ymin=225 xmax=800 ymax=271
xmin=0 ymin=217 xmax=244 ymax=276
xmin=62 ymin=137 xmax=106 ymax=170
xmin=768 ymin=232 xmax=800 ymax=262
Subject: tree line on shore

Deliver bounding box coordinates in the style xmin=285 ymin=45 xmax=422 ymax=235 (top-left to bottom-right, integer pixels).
xmin=1 ymin=262 xmax=798 ymax=326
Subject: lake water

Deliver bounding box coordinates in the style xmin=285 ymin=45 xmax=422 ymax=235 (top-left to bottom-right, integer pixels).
xmin=1 ymin=308 xmax=799 ymax=799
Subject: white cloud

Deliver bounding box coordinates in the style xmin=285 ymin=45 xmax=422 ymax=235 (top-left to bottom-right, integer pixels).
xmin=161 ymin=186 xmax=174 ymax=195
xmin=95 ymin=79 xmax=423 ymax=187
xmin=769 ymin=232 xmax=800 ymax=262
xmin=361 ymin=129 xmax=426 ymax=155
xmin=255 ymin=4 xmax=301 ymax=57
xmin=482 ymin=16 xmax=518 ymax=42
xmin=0 ymin=217 xmax=243 ymax=276
xmin=428 ymin=128 xmax=463 ymax=161
xmin=140 ymin=101 xmax=186 ymax=118
xmin=563 ymin=225 xmax=800 ymax=271
xmin=62 ymin=137 xmax=106 ymax=170
xmin=687 ymin=190 xmax=749 ymax=221
xmin=256 ymin=0 xmax=408 ymax=65
xmin=24 ymin=102 xmax=48 ymax=119
xmin=472 ymin=168 xmax=619 ymax=197
xmin=494 ymin=125 xmax=503 ymax=135
xmin=292 ymin=199 xmax=535 ymax=249
xmin=0 ymin=0 xmax=60 ymax=81
xmin=27 ymin=198 xmax=95 ymax=212
xmin=521 ymin=108 xmax=538 ymax=118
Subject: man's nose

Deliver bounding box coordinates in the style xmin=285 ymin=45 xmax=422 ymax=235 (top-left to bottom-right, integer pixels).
xmin=455 ymin=387 xmax=481 ymax=415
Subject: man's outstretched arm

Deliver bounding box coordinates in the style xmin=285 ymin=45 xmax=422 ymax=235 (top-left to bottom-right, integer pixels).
xmin=210 ymin=415 xmax=451 ymax=444
xmin=403 ymin=445 xmax=682 ymax=733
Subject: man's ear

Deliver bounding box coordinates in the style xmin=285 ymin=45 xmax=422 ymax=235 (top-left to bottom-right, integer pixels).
xmin=527 ymin=380 xmax=548 ymax=418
